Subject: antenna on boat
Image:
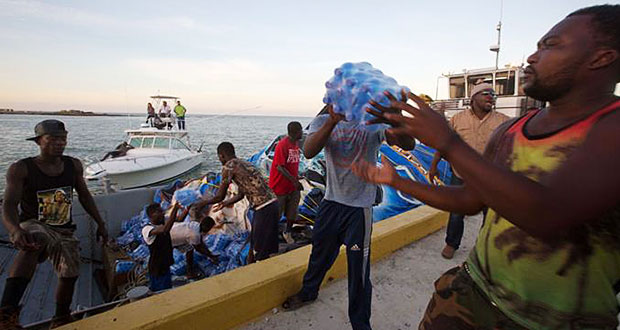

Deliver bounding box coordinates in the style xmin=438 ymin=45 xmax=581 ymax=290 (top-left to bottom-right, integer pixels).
xmin=125 ymin=85 xmax=131 ymax=130
xmin=490 ymin=0 xmax=503 ymax=69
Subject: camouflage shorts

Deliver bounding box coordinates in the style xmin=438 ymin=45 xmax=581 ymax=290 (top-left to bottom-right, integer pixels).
xmin=20 ymin=220 xmax=80 ymax=278
xmin=419 ymin=266 xmax=527 ymax=330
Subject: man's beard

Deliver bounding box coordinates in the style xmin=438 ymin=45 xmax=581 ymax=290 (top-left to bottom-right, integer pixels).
xmin=524 ymin=59 xmax=583 ymax=102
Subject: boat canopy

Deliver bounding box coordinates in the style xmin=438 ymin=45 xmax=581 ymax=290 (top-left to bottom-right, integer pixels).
xmin=124 ymin=128 xmax=188 ymax=138
xmin=150 ymin=95 xmax=180 ymax=100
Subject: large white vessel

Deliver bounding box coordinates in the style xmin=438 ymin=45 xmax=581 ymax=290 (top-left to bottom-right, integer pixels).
xmin=433 ymin=65 xmax=544 ymax=119
xmin=84 ymin=127 xmax=204 ymax=190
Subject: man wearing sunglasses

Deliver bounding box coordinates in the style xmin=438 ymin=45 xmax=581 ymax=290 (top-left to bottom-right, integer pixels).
xmin=428 ymin=83 xmax=509 ymax=259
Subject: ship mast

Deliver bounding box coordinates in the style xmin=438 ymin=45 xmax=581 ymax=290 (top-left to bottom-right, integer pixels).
xmin=490 ymin=0 xmax=503 ymax=69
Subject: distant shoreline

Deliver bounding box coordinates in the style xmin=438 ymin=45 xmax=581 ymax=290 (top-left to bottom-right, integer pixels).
xmin=0 ymin=109 xmax=127 ymax=117
xmin=0 ymin=109 xmax=314 ymax=118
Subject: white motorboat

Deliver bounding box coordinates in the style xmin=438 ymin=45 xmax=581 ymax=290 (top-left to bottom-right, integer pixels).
xmin=84 ymin=126 xmax=204 ymax=190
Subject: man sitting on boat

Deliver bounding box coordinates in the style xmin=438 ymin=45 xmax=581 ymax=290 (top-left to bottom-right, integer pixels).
xmin=192 ymin=142 xmax=280 ymax=263
xmin=158 ymin=101 xmax=174 ymax=130
xmin=0 ymin=119 xmax=108 ymax=329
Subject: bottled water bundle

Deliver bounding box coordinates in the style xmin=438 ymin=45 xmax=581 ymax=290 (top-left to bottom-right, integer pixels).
xmin=323 ymin=62 xmax=409 ymax=127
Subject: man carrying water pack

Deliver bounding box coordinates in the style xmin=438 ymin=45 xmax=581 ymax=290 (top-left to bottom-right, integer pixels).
xmin=353 ymin=5 xmax=620 ymax=329
xmin=282 ymin=104 xmax=414 ymax=330
xmin=1 ymin=119 xmax=108 ymax=329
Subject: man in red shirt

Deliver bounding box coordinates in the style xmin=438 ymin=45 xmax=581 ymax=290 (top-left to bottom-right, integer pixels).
xmin=269 ymin=121 xmax=303 ymax=244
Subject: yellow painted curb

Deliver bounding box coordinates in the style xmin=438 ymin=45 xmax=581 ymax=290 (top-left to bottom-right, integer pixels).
xmin=60 ymin=206 xmax=447 ymax=330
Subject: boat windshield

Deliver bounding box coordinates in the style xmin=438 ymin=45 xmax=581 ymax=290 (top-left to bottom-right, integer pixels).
xmin=128 ymin=137 xmax=143 ymax=148
xmin=172 ymin=139 xmax=190 ymax=151
xmin=142 ymin=137 xmax=154 ymax=148
xmin=154 ymin=137 xmax=170 ymax=149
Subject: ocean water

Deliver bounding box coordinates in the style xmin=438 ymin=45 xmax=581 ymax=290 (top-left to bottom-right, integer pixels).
xmin=0 ymin=114 xmax=312 ymax=194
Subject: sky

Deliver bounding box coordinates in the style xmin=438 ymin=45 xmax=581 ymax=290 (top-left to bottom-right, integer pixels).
xmin=0 ymin=0 xmax=611 ymax=116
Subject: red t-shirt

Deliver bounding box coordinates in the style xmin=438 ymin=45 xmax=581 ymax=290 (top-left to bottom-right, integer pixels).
xmin=268 ymin=136 xmax=301 ymax=195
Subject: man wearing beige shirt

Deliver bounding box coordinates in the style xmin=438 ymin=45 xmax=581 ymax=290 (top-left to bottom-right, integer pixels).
xmin=429 ymin=83 xmax=509 ymax=259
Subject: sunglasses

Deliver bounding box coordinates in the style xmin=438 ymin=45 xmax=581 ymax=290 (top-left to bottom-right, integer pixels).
xmin=480 ymin=91 xmax=497 ymax=98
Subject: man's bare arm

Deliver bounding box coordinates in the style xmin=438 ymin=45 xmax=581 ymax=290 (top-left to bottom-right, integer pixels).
xmin=2 ymin=162 xmax=26 ymax=235
xmin=150 ymin=203 xmax=180 ymax=236
xmin=303 ymin=105 xmax=343 ymax=159
xmin=1 ymin=162 xmax=39 ymax=250
xmin=446 ymin=110 xmax=620 ymax=238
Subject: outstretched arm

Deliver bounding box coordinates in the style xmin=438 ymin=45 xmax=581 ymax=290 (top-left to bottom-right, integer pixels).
xmin=369 ymin=91 xmax=620 ymax=239
xmin=212 ymin=192 xmax=245 ymax=212
xmin=193 ymin=170 xmax=233 ymax=210
xmin=352 ymin=155 xmax=484 ymax=215
xmin=150 ymin=203 xmax=181 ymax=236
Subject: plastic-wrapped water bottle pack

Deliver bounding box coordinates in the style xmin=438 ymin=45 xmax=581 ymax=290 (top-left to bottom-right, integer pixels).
xmin=113 ymin=175 xmax=252 ymax=279
xmin=172 ymin=188 xmax=202 ymax=207
xmin=323 ymin=62 xmax=409 ymax=127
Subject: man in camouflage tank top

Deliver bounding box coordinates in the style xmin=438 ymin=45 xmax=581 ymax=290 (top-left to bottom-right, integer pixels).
xmin=353 ymin=5 xmax=620 ymax=329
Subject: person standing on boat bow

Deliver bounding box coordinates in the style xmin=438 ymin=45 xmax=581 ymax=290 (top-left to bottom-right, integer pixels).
xmin=0 ymin=119 xmax=108 ymax=329
xmin=352 ymin=5 xmax=620 ymax=329
xmin=428 ymin=83 xmax=509 ymax=259
xmin=174 ymin=101 xmax=187 ymax=130
xmin=192 ymin=142 xmax=279 ymax=263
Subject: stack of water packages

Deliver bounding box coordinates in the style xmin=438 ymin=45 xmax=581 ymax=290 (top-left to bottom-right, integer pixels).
xmin=323 ymin=62 xmax=409 ymax=128
xmin=114 ymin=177 xmax=250 ymax=278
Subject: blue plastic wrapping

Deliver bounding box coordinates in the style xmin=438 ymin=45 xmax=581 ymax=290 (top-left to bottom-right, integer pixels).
xmin=116 ymin=231 xmax=134 ymax=246
xmin=129 ymin=244 xmax=150 ymax=262
xmin=114 ymin=260 xmax=136 ymax=274
xmin=173 ymin=189 xmax=202 ymax=207
xmin=205 ymin=234 xmax=232 ymax=252
xmin=170 ymin=261 xmax=186 ymax=276
xmin=324 ymin=62 xmax=409 ymax=127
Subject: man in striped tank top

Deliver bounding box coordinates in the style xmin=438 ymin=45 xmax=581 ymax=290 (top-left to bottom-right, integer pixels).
xmin=353 ymin=4 xmax=620 ymax=329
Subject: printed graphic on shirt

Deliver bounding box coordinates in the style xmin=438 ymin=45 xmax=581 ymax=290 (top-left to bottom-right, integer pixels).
xmin=287 ymin=149 xmax=300 ymax=164
xmin=37 ymin=186 xmax=72 ymax=226
xmin=329 ymin=127 xmax=369 ymax=168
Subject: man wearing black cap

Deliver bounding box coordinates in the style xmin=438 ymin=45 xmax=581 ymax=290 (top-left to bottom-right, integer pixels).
xmin=0 ymin=119 xmax=108 ymax=329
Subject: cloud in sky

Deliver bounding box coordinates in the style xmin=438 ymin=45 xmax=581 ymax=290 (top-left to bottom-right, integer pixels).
xmin=1 ymin=0 xmax=612 ymax=115
xmin=122 ymin=57 xmax=326 ymax=115
xmin=0 ymin=0 xmax=226 ymax=35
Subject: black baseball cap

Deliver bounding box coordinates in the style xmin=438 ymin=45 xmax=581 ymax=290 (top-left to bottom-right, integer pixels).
xmin=26 ymin=119 xmax=68 ymax=141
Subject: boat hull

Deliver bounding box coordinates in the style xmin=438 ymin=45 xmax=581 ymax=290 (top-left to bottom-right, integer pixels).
xmin=104 ymin=154 xmax=203 ymax=189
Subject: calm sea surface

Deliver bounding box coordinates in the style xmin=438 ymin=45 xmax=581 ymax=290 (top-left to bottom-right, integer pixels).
xmin=0 ymin=114 xmax=312 ymax=194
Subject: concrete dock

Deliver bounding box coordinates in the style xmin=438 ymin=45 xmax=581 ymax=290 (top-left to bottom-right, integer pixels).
xmin=241 ymin=214 xmax=483 ymax=330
